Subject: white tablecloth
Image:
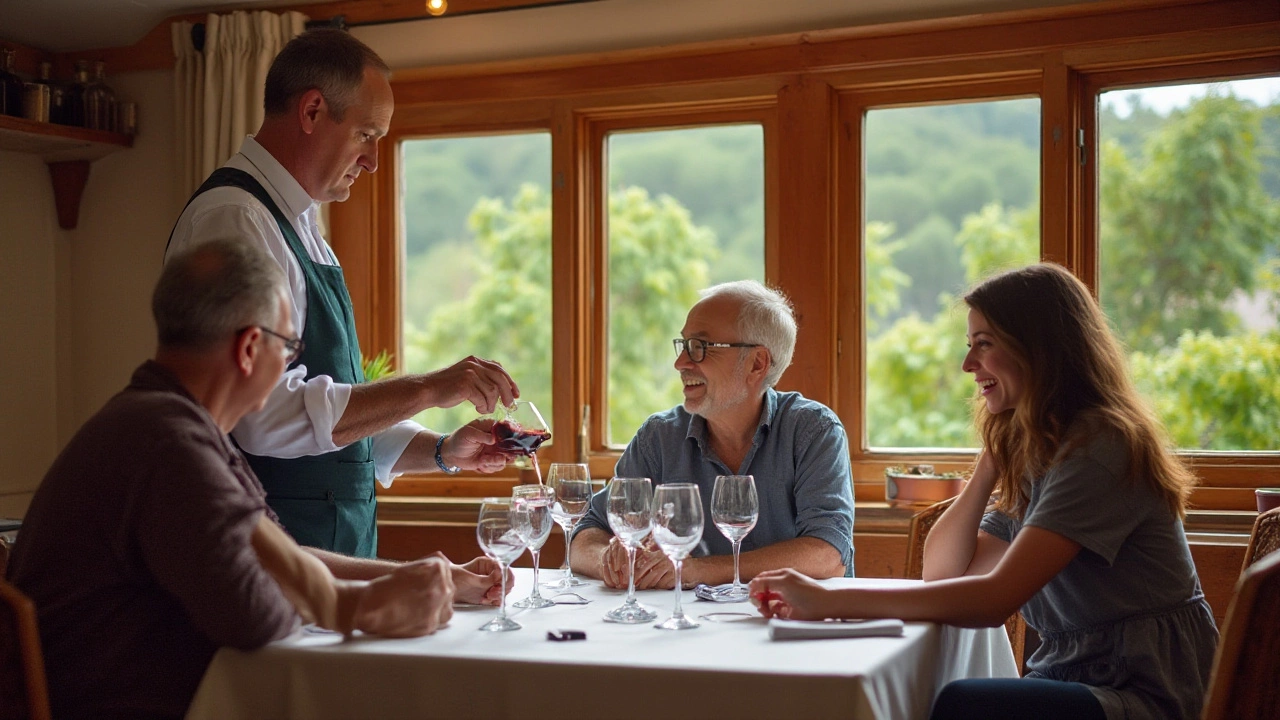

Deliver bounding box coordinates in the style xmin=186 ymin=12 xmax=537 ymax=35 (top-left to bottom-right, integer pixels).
xmin=186 ymin=570 xmax=1016 ymax=720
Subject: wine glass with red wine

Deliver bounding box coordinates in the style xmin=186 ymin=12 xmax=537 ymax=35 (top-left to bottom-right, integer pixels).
xmin=489 ymin=401 xmax=552 ymax=457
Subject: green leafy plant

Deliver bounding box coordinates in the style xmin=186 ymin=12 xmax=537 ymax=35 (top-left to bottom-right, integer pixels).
xmin=362 ymin=350 xmax=395 ymax=382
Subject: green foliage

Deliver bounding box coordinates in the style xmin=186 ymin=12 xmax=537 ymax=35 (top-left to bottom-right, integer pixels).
xmin=404 ymin=184 xmax=554 ymax=433
xmin=402 ymin=183 xmax=718 ymax=442
xmin=1130 ymin=331 xmax=1280 ymax=449
xmin=866 ymin=203 xmax=1037 ymax=447
xmin=606 ymin=186 xmax=718 ymax=442
xmin=361 ymin=350 xmax=395 ymax=382
xmin=1099 ymin=91 xmax=1280 ymax=352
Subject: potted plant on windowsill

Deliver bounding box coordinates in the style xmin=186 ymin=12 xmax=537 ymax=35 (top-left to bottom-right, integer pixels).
xmin=885 ymin=465 xmax=964 ymax=508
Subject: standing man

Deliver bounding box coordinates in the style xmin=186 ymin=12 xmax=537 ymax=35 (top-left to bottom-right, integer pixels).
xmin=571 ymin=280 xmax=855 ymax=589
xmin=168 ymin=29 xmax=517 ymax=557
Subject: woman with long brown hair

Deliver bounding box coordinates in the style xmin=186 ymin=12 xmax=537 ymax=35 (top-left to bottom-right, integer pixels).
xmin=751 ymin=263 xmax=1218 ymax=720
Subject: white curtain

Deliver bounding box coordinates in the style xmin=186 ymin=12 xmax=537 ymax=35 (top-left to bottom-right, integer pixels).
xmin=172 ymin=11 xmax=308 ymax=196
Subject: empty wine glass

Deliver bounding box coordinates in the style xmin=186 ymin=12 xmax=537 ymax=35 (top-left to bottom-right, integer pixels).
xmin=603 ymin=477 xmax=658 ymax=624
xmin=652 ymin=483 xmax=704 ymax=630
xmin=511 ymin=484 xmax=555 ymax=609
xmin=475 ymin=497 xmax=527 ymax=631
xmin=544 ymin=463 xmax=593 ymax=589
xmin=711 ymin=474 xmax=758 ymax=602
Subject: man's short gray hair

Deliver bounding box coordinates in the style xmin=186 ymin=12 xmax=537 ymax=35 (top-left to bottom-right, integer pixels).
xmin=154 ymin=239 xmax=286 ymax=350
xmin=700 ymin=280 xmax=796 ymax=388
xmin=263 ymin=28 xmax=390 ymax=122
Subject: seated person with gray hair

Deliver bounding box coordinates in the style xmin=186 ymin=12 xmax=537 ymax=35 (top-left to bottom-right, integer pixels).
xmin=570 ymin=280 xmax=854 ymax=590
xmin=6 ymin=239 xmax=511 ymax=720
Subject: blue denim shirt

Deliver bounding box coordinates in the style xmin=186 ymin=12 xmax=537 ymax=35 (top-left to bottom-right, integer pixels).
xmin=576 ymin=389 xmax=855 ymax=572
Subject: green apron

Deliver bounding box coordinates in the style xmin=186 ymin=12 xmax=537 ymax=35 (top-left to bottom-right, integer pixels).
xmin=169 ymin=167 xmax=378 ymax=557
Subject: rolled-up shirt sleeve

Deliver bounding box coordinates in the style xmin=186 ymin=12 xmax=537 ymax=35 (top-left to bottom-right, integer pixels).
xmin=231 ymin=364 xmax=348 ymax=458
xmin=370 ymin=420 xmax=426 ymax=487
xmin=791 ymin=417 xmax=856 ymax=572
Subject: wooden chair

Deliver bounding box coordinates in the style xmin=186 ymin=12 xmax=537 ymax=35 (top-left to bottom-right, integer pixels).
xmin=1240 ymin=507 xmax=1280 ymax=572
xmin=1201 ymin=549 xmax=1280 ymax=720
xmin=0 ymin=579 xmax=51 ymax=720
xmin=906 ymin=496 xmax=1028 ymax=674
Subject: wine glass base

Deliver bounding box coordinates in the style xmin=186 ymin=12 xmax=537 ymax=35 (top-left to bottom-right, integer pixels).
xmin=603 ymin=602 xmax=658 ymax=624
xmin=655 ymin=614 xmax=700 ymax=630
xmin=542 ymin=575 xmax=589 ymax=589
xmin=478 ymin=616 xmax=522 ymax=632
xmin=512 ymin=595 xmax=557 ymax=609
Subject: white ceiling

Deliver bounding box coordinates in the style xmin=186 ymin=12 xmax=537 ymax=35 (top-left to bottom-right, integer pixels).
xmin=0 ymin=0 xmax=333 ymax=52
xmin=0 ymin=0 xmax=1100 ymax=55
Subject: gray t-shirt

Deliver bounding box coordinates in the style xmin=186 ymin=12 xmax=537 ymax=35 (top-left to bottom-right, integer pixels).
xmin=7 ymin=361 xmax=298 ymax=720
xmin=576 ymin=389 xmax=855 ymax=571
xmin=980 ymin=427 xmax=1218 ymax=720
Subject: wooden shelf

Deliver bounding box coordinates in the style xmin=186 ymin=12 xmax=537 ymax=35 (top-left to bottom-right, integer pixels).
xmin=0 ymin=114 xmax=133 ymax=229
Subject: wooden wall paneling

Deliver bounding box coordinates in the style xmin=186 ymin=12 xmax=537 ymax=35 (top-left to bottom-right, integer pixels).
xmin=774 ymin=75 xmax=837 ymax=405
xmin=1040 ymin=54 xmax=1085 ymax=276
xmin=551 ymin=100 xmax=589 ymax=466
xmin=1190 ymin=541 xmax=1249 ymax=626
xmin=833 ymin=93 xmax=865 ymax=452
xmin=327 ymin=168 xmax=381 ymax=355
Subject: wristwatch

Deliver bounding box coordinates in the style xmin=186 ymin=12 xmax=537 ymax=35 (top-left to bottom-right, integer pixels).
xmin=435 ymin=433 xmax=461 ymax=475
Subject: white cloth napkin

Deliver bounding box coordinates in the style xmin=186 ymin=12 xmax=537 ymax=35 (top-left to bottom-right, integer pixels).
xmin=768 ymin=618 xmax=905 ymax=640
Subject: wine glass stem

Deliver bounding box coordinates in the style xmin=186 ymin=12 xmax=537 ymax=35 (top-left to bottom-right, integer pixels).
xmin=625 ymin=544 xmax=638 ymax=603
xmin=529 ymin=550 xmax=542 ymax=599
xmin=673 ymin=559 xmax=684 ymax=618
xmin=561 ymin=521 xmax=573 ymax=575
xmin=497 ymin=561 xmax=510 ymax=620
xmin=732 ymin=539 xmax=743 ymax=589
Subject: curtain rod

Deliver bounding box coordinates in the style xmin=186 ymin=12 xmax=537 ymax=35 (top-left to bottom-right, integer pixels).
xmin=192 ymin=0 xmax=605 ymax=50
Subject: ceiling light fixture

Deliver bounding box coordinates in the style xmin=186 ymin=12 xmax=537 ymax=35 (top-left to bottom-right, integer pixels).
xmin=426 ymin=0 xmax=448 ymax=16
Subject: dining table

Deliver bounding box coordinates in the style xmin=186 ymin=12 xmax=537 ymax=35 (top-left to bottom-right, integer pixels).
xmin=185 ymin=569 xmax=1018 ymax=720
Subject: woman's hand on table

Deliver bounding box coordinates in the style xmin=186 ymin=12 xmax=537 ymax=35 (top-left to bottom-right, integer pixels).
xmin=353 ymin=555 xmax=455 ymax=637
xmin=451 ymin=556 xmax=514 ymax=605
xmin=749 ymin=568 xmax=833 ymax=621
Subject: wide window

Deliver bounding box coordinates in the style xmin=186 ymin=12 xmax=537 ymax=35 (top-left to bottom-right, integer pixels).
xmin=399 ymin=132 xmax=554 ymax=436
xmin=862 ymin=99 xmax=1041 ymax=450
xmin=1098 ymin=77 xmax=1280 ymax=451
xmin=604 ymin=124 xmax=766 ymax=444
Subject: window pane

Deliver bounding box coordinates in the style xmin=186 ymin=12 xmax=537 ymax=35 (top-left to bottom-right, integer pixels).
xmin=1099 ymin=77 xmax=1280 ymax=451
xmin=400 ymin=133 xmax=553 ymax=437
xmin=606 ymin=124 xmax=765 ymax=445
xmin=863 ymin=99 xmax=1041 ymax=449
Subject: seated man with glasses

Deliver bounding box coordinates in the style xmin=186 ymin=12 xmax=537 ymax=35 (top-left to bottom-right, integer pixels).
xmin=570 ymin=280 xmax=855 ymax=590
xmin=7 ymin=240 xmax=510 ymax=720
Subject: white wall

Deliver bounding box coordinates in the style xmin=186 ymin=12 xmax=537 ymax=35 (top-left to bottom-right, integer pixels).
xmin=0 ymin=151 xmax=62 ymax=516
xmin=0 ymin=67 xmax=175 ymax=518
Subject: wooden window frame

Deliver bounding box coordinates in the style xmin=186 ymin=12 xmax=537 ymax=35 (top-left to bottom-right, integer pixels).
xmin=328 ymin=0 xmax=1280 ymax=509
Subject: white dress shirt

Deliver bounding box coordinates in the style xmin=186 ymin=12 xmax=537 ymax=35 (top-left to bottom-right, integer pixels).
xmin=167 ymin=136 xmax=421 ymax=485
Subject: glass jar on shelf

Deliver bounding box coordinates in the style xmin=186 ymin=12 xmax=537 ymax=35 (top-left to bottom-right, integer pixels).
xmin=0 ymin=49 xmax=25 ymax=118
xmin=85 ymin=60 xmax=117 ymax=132
xmin=66 ymin=60 xmax=90 ymax=127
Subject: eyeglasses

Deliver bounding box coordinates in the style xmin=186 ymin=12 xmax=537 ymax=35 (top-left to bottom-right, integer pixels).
xmin=240 ymin=326 xmax=305 ymax=364
xmin=673 ymin=337 xmax=761 ymax=364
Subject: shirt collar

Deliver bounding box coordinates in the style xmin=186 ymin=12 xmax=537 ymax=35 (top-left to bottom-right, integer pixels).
xmin=239 ymin=135 xmax=316 ymax=221
xmin=684 ymin=387 xmax=778 ymax=447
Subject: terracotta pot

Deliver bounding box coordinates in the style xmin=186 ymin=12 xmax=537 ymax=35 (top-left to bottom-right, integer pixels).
xmin=885 ymin=469 xmax=963 ymax=507
xmin=1257 ymin=488 xmax=1280 ymax=513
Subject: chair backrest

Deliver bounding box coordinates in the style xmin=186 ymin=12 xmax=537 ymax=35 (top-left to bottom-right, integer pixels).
xmin=905 ymin=496 xmax=956 ymax=579
xmin=1241 ymin=507 xmax=1280 ymax=573
xmin=905 ymin=496 xmax=1027 ymax=674
xmin=1202 ymin=549 xmax=1280 ymax=720
xmin=0 ymin=579 xmax=51 ymax=720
